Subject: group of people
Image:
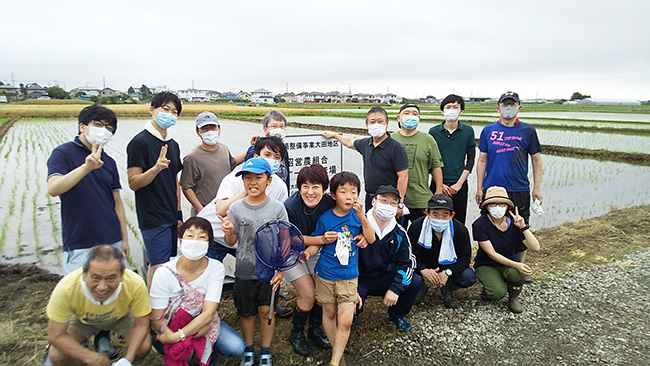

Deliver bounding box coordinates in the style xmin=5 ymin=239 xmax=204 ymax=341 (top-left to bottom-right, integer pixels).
xmin=42 ymin=90 xmax=543 ymax=366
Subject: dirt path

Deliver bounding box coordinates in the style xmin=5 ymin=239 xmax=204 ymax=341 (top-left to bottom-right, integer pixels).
xmin=1 ymin=205 xmax=648 ymax=365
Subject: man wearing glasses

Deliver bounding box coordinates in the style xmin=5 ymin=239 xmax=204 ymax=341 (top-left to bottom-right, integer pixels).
xmin=47 ymin=105 xmax=129 ymax=275
xmin=475 ymin=92 xmax=543 ymax=281
xmin=244 ymin=109 xmax=291 ymax=193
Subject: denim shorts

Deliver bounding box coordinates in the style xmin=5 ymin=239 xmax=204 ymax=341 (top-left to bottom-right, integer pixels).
xmin=141 ymin=224 xmax=177 ymax=266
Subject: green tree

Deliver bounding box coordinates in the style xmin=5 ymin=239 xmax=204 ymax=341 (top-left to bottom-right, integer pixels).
xmin=140 ymin=84 xmax=152 ymax=96
xmin=0 ymin=80 xmax=4 ymax=86
xmin=90 ymin=95 xmax=100 ymax=103
xmin=74 ymin=91 xmax=87 ymax=98
xmin=571 ymin=92 xmax=591 ymax=100
xmin=127 ymin=86 xmax=135 ymax=94
xmin=19 ymin=83 xmax=26 ymax=99
xmin=46 ymin=86 xmax=70 ymax=99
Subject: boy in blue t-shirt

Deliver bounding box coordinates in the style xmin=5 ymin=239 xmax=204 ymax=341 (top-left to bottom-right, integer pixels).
xmin=311 ymin=171 xmax=375 ymax=366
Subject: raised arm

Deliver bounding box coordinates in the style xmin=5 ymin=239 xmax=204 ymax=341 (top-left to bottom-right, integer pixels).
xmin=322 ymin=131 xmax=356 ymax=149
xmin=47 ymin=142 xmax=104 ymax=197
xmin=128 ymin=145 xmax=170 ymax=191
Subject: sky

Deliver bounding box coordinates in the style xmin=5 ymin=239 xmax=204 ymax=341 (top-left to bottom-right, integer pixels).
xmin=2 ymin=0 xmax=649 ymax=100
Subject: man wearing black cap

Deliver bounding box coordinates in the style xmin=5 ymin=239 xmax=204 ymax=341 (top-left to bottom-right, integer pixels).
xmin=407 ymin=194 xmax=476 ymax=308
xmin=356 ymin=185 xmax=421 ymax=332
xmin=475 ymin=92 xmax=543 ymax=281
xmin=392 ymin=103 xmax=444 ymax=226
xmin=180 ymin=111 xmax=244 ymax=216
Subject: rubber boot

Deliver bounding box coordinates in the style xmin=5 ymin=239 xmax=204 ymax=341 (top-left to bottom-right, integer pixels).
xmin=307 ymin=305 xmax=331 ymax=350
xmin=507 ymin=282 xmax=524 ymax=313
xmin=290 ymin=307 xmax=310 ymax=357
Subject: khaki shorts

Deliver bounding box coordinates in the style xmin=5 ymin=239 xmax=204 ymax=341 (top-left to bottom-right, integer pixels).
xmin=284 ymin=252 xmax=320 ymax=282
xmin=314 ymin=275 xmax=358 ymax=304
xmin=69 ymin=311 xmax=134 ymax=339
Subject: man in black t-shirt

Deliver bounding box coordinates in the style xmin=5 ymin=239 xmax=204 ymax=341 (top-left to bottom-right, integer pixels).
xmin=127 ymin=91 xmax=183 ymax=286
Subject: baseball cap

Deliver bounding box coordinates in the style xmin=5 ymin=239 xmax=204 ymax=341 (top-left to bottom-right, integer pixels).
xmin=235 ymin=157 xmax=272 ymax=176
xmin=196 ymin=111 xmax=220 ymax=129
xmin=498 ymin=91 xmax=520 ymax=104
xmin=374 ymin=185 xmax=401 ymax=200
xmin=427 ymin=194 xmax=454 ymax=211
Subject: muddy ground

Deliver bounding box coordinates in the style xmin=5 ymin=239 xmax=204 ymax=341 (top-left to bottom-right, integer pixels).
xmin=1 ymin=205 xmax=649 ymax=366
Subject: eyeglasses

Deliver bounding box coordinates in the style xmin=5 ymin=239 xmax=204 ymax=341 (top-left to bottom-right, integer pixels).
xmin=89 ymin=120 xmax=114 ymax=133
xmin=499 ymin=101 xmax=519 ymax=107
xmin=376 ymin=198 xmax=398 ymax=207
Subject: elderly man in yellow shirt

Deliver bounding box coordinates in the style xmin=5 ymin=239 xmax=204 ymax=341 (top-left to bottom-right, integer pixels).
xmin=43 ymin=245 xmax=151 ymax=366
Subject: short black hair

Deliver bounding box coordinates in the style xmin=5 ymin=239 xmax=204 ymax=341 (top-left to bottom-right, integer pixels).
xmin=151 ymin=91 xmax=182 ymax=115
xmin=179 ymin=216 xmax=214 ymax=245
xmin=365 ymin=106 xmax=388 ymax=123
xmin=83 ymin=245 xmax=126 ymax=274
xmin=78 ymin=105 xmax=118 ymax=134
xmin=296 ymin=163 xmax=329 ymax=189
xmin=440 ymin=94 xmax=465 ymax=111
xmin=254 ymin=136 xmax=286 ymax=160
xmin=329 ymin=171 xmax=360 ymax=194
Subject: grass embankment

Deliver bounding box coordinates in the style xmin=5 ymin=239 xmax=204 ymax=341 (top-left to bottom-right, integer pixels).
xmin=0 ymin=205 xmax=648 ymax=365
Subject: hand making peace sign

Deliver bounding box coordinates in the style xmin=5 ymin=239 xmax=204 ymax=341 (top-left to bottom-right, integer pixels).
xmin=83 ymin=141 xmax=104 ymax=171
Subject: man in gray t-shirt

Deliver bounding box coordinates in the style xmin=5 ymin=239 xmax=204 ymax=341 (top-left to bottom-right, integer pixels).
xmin=180 ymin=111 xmax=244 ymax=215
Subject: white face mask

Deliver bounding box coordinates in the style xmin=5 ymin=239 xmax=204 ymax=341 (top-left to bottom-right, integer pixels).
xmin=488 ymin=206 xmax=507 ymax=220
xmin=85 ymin=125 xmax=113 ymax=146
xmin=180 ymin=239 xmax=209 ymax=260
xmin=201 ymin=130 xmax=220 ymax=145
xmin=443 ymin=109 xmax=461 ymax=122
xmin=268 ymin=128 xmax=286 ymax=140
xmin=500 ymin=105 xmax=518 ymax=119
xmin=367 ymin=123 xmax=386 ymax=138
xmin=374 ymin=202 xmax=397 ymax=221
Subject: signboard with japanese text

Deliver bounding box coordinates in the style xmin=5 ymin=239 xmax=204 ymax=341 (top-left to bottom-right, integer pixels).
xmin=284 ymin=133 xmax=343 ymax=194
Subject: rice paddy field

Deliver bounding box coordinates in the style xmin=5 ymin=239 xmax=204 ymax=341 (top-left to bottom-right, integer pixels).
xmin=0 ymin=105 xmax=649 ymax=275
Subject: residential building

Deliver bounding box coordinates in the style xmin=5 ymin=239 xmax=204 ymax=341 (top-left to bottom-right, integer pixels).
xmin=99 ymin=87 xmax=121 ymax=98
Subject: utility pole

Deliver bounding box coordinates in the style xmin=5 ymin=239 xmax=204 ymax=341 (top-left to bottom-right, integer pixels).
xmin=103 ymin=77 xmax=106 ymax=89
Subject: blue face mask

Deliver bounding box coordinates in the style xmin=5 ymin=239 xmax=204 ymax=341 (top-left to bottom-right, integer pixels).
xmin=155 ymin=110 xmax=177 ymax=129
xmin=429 ymin=218 xmax=449 ymax=233
xmin=401 ymin=116 xmax=419 ymax=130
xmin=264 ymin=158 xmax=280 ymax=175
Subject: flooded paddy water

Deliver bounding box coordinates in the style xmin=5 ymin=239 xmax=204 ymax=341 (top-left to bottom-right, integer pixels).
xmin=1 ymin=115 xmax=649 ymax=274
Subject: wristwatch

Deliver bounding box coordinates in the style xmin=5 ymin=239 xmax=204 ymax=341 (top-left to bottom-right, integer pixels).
xmin=445 ymin=269 xmax=452 ymax=276
xmin=397 ymin=203 xmax=405 ymax=209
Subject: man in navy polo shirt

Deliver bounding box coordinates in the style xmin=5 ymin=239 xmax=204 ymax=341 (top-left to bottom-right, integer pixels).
xmin=322 ymin=106 xmax=409 ymax=215
xmin=127 ymin=91 xmax=183 ymax=287
xmin=47 ymin=105 xmax=129 ymax=275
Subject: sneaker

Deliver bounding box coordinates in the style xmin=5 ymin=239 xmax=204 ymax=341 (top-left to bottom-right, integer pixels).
xmin=389 ymin=316 xmax=412 ymax=332
xmin=414 ymin=283 xmax=428 ymax=304
xmin=259 ymin=353 xmax=272 ymax=366
xmin=94 ymin=330 xmax=118 ymax=360
xmin=351 ymin=314 xmax=359 ymax=326
xmin=274 ymin=304 xmax=293 ymax=318
xmin=441 ymin=286 xmax=459 ymax=309
xmin=41 ymin=344 xmax=52 ymax=366
xmin=523 ymin=275 xmax=533 ymax=284
xmin=240 ymin=351 xmax=255 ymax=366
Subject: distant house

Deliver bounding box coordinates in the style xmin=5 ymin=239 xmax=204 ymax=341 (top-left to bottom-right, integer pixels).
xmin=223 ymin=92 xmax=237 ymax=99
xmin=0 ymin=95 xmax=8 ymax=103
xmin=177 ymin=89 xmax=216 ymax=103
xmin=25 ymin=83 xmax=48 ymax=99
xmin=0 ymin=85 xmax=20 ymax=101
xmin=69 ymin=87 xmax=100 ymax=98
xmin=277 ymin=92 xmax=296 ymax=103
xmin=206 ymin=91 xmax=224 ymax=102
xmin=577 ymin=98 xmax=641 ymax=106
xmin=99 ymin=87 xmax=121 ymax=98
xmin=237 ymin=91 xmax=251 ymax=100
xmin=251 ymin=94 xmax=275 ymax=104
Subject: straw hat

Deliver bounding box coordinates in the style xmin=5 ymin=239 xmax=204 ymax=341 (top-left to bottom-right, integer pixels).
xmin=480 ymin=186 xmax=515 ymax=209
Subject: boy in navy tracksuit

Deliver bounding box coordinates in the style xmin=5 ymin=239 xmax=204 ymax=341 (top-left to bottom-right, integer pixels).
xmin=356 ymin=185 xmax=422 ymax=332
